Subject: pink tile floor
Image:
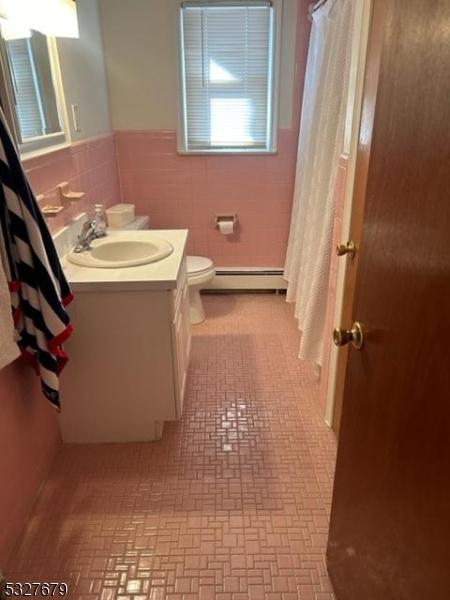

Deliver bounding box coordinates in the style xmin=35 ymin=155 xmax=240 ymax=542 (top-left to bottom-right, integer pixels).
xmin=7 ymin=295 xmax=337 ymax=599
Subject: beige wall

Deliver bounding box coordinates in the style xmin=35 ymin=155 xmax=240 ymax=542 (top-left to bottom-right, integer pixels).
xmin=99 ymin=0 xmax=298 ymax=131
xmin=57 ymin=0 xmax=112 ymax=140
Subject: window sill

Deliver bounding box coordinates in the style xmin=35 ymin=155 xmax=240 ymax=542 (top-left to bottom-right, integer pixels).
xmin=20 ymin=140 xmax=71 ymax=162
xmin=177 ymin=148 xmax=279 ymax=156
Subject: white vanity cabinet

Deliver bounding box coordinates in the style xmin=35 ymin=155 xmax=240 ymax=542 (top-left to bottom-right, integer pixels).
xmin=59 ymin=231 xmax=191 ymax=443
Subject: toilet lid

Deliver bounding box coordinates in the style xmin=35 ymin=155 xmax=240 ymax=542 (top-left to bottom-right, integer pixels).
xmin=187 ymin=256 xmax=214 ymax=275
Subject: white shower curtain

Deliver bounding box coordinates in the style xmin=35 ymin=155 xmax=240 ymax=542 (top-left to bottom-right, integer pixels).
xmin=284 ymin=0 xmax=355 ymax=365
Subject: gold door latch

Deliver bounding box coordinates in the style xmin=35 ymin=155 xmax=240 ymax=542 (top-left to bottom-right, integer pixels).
xmin=336 ymin=240 xmax=356 ymax=258
xmin=333 ymin=322 xmax=365 ymax=350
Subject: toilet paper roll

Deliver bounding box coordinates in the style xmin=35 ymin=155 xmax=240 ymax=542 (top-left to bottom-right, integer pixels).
xmin=218 ymin=220 xmax=234 ymax=235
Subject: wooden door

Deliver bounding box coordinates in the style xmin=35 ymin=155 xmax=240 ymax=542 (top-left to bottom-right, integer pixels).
xmin=327 ymin=0 xmax=450 ymax=598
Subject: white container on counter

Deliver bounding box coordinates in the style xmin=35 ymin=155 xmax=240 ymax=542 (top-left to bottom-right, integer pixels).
xmin=106 ymin=203 xmax=136 ymax=229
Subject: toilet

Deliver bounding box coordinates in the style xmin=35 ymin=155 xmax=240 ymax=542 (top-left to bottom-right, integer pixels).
xmin=113 ymin=215 xmax=215 ymax=325
xmin=186 ymin=256 xmax=215 ymax=324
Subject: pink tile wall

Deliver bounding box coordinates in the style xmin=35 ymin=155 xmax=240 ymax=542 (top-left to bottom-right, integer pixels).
xmin=116 ymin=129 xmax=298 ymax=267
xmin=0 ymin=361 xmax=61 ymax=565
xmin=319 ymin=154 xmax=349 ymax=412
xmin=116 ymin=2 xmax=311 ymax=268
xmin=24 ymin=133 xmax=121 ymax=233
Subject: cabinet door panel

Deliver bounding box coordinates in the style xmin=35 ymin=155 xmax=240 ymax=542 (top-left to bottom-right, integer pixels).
xmin=173 ymin=279 xmax=191 ymax=417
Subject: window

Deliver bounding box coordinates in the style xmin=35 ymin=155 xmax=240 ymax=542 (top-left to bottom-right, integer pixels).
xmin=178 ymin=0 xmax=281 ymax=154
xmin=0 ymin=28 xmax=68 ymax=155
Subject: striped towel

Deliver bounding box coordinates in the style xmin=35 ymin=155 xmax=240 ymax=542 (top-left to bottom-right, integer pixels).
xmin=0 ymin=108 xmax=73 ymax=410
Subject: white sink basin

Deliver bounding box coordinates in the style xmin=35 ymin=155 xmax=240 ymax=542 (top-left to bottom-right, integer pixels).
xmin=67 ymin=237 xmax=173 ymax=268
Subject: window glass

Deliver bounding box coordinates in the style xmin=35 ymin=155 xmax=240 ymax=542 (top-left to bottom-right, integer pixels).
xmin=179 ymin=1 xmax=278 ymax=153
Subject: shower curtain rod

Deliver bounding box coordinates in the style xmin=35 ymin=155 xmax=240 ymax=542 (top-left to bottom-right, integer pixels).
xmin=308 ymin=0 xmax=329 ymax=21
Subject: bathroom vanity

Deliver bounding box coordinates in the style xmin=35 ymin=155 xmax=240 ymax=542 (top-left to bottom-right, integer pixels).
xmin=58 ymin=229 xmax=191 ymax=443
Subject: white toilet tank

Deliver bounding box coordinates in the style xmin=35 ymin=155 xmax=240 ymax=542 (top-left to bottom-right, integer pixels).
xmin=111 ymin=215 xmax=150 ymax=231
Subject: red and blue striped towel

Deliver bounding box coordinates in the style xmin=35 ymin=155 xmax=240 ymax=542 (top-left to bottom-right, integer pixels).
xmin=0 ymin=109 xmax=73 ymax=409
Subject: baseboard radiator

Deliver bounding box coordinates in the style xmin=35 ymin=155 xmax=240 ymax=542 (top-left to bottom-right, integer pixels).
xmin=204 ymin=268 xmax=287 ymax=292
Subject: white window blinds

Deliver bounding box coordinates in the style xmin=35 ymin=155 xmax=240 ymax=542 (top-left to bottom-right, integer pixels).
xmin=6 ymin=38 xmax=44 ymax=139
xmin=179 ymin=1 xmax=277 ymax=153
xmin=4 ymin=30 xmax=62 ymax=143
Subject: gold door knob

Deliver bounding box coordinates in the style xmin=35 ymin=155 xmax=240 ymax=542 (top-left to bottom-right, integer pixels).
xmin=336 ymin=240 xmax=356 ymax=258
xmin=333 ymin=322 xmax=364 ymax=350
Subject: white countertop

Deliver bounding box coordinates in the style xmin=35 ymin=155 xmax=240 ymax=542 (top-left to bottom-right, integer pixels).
xmin=62 ymin=229 xmax=188 ymax=292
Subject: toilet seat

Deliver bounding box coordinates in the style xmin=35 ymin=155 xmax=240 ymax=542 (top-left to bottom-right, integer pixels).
xmin=187 ymin=256 xmax=214 ymax=275
xmin=187 ymin=256 xmax=215 ymax=286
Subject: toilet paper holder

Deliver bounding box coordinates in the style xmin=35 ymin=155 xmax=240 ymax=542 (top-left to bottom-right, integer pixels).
xmin=215 ymin=214 xmax=237 ymax=229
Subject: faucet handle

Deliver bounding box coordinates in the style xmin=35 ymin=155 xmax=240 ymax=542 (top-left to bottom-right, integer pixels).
xmin=79 ymin=219 xmax=93 ymax=235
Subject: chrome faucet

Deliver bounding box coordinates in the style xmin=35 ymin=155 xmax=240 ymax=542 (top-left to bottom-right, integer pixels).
xmin=73 ymin=218 xmax=107 ymax=253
